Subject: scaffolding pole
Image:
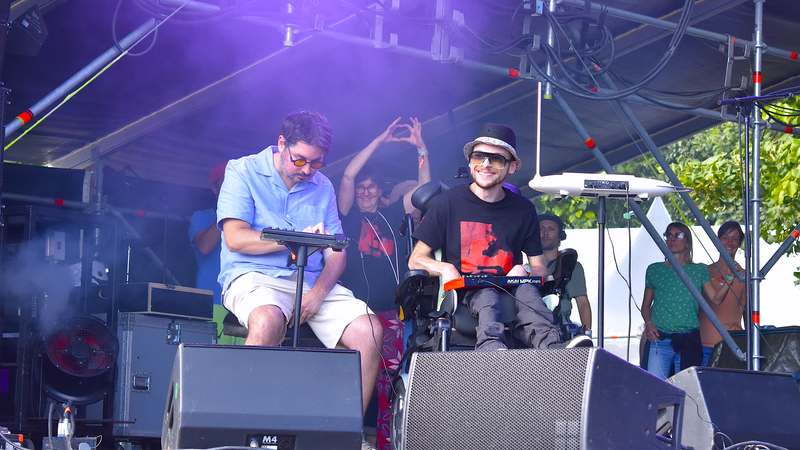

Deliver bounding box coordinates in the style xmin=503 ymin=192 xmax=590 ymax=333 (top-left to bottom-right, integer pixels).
xmin=749 ymin=0 xmax=765 ymax=371
xmin=550 ymin=89 xmax=746 ymax=361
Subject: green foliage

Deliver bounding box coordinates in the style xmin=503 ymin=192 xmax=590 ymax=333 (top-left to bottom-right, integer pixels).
xmin=533 ymin=191 xmax=652 ymax=229
xmin=533 ymin=196 xmax=595 ymax=228
xmin=672 ymin=99 xmax=800 ymax=258
xmin=534 ymin=97 xmax=800 ymax=284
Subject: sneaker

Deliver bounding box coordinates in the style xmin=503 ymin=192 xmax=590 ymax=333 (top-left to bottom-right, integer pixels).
xmin=565 ymin=334 xmax=593 ymax=348
xmin=476 ymin=339 xmax=508 ymax=352
xmin=548 ymin=335 xmax=594 ymax=350
xmin=361 ymin=433 xmax=377 ymax=450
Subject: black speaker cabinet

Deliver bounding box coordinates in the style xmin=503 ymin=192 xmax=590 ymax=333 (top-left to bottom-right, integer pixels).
xmin=392 ymin=348 xmax=685 ymax=450
xmin=710 ymin=326 xmax=800 ymax=375
xmin=663 ymin=367 xmax=800 ymax=450
xmin=161 ymin=344 xmax=363 ymax=450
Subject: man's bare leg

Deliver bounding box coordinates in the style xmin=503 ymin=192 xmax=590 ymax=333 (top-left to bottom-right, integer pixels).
xmin=339 ymin=313 xmax=383 ymax=413
xmin=245 ymin=305 xmax=287 ymax=346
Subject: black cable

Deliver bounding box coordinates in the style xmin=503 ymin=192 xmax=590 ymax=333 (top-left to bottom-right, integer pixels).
xmin=545 ymin=12 xmax=616 ymax=76
xmin=626 ymin=208 xmax=633 ymax=361
xmin=112 ymin=0 xmax=159 ymax=56
xmin=526 ymin=0 xmax=696 ymax=101
xmin=722 ymin=442 xmax=788 ymax=450
xmin=0 ymin=432 xmax=31 ymax=450
xmin=353 ymin=232 xmax=399 ymax=402
xmin=760 ymin=103 xmax=800 ymax=116
xmin=636 ymin=85 xmax=745 ymax=111
xmin=759 ymin=106 xmax=797 ymax=128
xmin=477 ymin=281 xmax=558 ymax=326
xmin=448 ymin=20 xmax=533 ymax=55
xmin=131 ymin=0 xmax=235 ymax=22
xmin=47 ymin=402 xmax=55 ymax=443
xmin=348 ymin=0 xmax=445 ymax=24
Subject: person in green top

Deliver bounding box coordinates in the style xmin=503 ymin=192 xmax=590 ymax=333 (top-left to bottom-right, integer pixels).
xmin=641 ymin=222 xmax=730 ymax=379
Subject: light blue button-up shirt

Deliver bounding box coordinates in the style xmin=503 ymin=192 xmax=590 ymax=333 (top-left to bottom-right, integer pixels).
xmin=216 ymin=146 xmax=342 ymax=293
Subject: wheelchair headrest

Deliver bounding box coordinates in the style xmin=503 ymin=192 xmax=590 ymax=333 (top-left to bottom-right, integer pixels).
xmin=503 ymin=182 xmax=521 ymax=195
xmin=411 ymin=180 xmax=448 ymax=214
xmin=551 ymin=248 xmax=578 ymax=281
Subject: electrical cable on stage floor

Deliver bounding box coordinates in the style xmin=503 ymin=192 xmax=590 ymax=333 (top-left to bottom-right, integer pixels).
xmin=722 ymin=441 xmax=788 ymax=450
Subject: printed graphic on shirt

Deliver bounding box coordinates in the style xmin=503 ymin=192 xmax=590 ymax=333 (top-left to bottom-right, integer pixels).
xmin=359 ymin=219 xmax=394 ymax=258
xmin=460 ymin=221 xmax=512 ymax=274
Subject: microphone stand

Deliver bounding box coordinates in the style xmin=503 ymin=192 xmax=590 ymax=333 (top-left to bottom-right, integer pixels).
xmin=597 ymin=197 xmax=606 ymax=348
xmin=282 ymin=242 xmax=325 ymax=348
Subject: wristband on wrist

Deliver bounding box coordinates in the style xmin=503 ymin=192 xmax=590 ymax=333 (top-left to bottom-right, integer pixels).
xmin=715 ymin=276 xmax=734 ymax=286
xmin=418 ymin=148 xmax=427 ymax=168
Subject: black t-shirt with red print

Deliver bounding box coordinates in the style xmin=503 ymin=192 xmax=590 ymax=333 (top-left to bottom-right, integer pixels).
xmin=412 ymin=184 xmax=542 ymax=275
xmin=339 ymin=200 xmax=409 ymax=312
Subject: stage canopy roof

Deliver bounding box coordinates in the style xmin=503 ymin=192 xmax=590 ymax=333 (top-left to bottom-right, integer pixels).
xmin=3 ymin=0 xmax=800 ymax=195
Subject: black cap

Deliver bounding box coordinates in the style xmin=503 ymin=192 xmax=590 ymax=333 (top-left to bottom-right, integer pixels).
xmin=538 ymin=214 xmax=565 ymax=231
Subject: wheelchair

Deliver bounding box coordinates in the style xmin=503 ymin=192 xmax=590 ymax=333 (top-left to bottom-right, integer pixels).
xmin=389 ymin=181 xmax=588 ymax=450
xmin=394 ymin=248 xmax=585 ymax=360
xmin=394 ymin=181 xmax=587 ymax=360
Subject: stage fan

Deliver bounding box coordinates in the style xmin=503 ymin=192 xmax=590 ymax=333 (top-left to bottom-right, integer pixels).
xmin=34 ymin=315 xmax=118 ymax=405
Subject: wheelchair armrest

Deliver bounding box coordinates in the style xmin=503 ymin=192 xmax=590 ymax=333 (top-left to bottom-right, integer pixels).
xmin=427 ymin=309 xmax=449 ymax=320
xmin=404 ymin=269 xmax=430 ymax=279
xmin=394 ymin=270 xmax=438 ymax=321
xmin=438 ymin=289 xmax=457 ymax=315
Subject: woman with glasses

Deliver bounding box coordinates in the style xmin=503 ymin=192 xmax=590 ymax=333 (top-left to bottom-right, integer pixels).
xmin=641 ymin=222 xmax=731 ymax=379
xmin=337 ymin=118 xmax=430 ymax=450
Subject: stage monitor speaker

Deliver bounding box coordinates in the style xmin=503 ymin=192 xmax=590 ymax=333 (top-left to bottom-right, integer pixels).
xmin=392 ymin=348 xmax=685 ymax=450
xmin=161 ymin=344 xmax=363 ymax=450
xmin=710 ymin=326 xmax=800 ymax=375
xmin=662 ymin=367 xmax=800 ymax=450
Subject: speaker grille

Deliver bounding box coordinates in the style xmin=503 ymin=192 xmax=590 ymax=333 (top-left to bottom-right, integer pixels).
xmin=404 ymin=349 xmax=591 ymax=450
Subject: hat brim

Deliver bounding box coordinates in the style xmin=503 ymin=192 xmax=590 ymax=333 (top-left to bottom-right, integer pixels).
xmin=463 ymin=137 xmax=521 ymax=168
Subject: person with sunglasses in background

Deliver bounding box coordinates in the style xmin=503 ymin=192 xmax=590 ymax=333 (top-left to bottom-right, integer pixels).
xmin=641 ymin=222 xmax=731 ymax=379
xmin=216 ymin=110 xmax=383 ymax=450
xmin=409 ymin=123 xmax=592 ymax=353
xmin=337 ymin=118 xmax=430 ymax=450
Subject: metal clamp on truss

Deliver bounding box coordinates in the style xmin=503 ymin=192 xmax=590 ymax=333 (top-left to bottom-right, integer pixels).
xmin=374 ymin=2 xmax=398 ymax=50
xmin=432 ymin=0 xmax=464 ymax=62
xmin=720 ymin=33 xmax=751 ymax=120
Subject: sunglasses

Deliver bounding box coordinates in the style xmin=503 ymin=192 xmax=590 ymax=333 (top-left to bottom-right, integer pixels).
xmin=663 ymin=232 xmax=685 ymax=240
xmin=355 ymin=184 xmax=379 ymax=194
xmin=288 ymin=150 xmax=325 ymax=169
xmin=468 ymin=151 xmax=511 ymax=169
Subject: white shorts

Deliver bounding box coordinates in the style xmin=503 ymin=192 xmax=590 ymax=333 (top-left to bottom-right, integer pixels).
xmin=223 ymin=271 xmax=374 ymax=348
